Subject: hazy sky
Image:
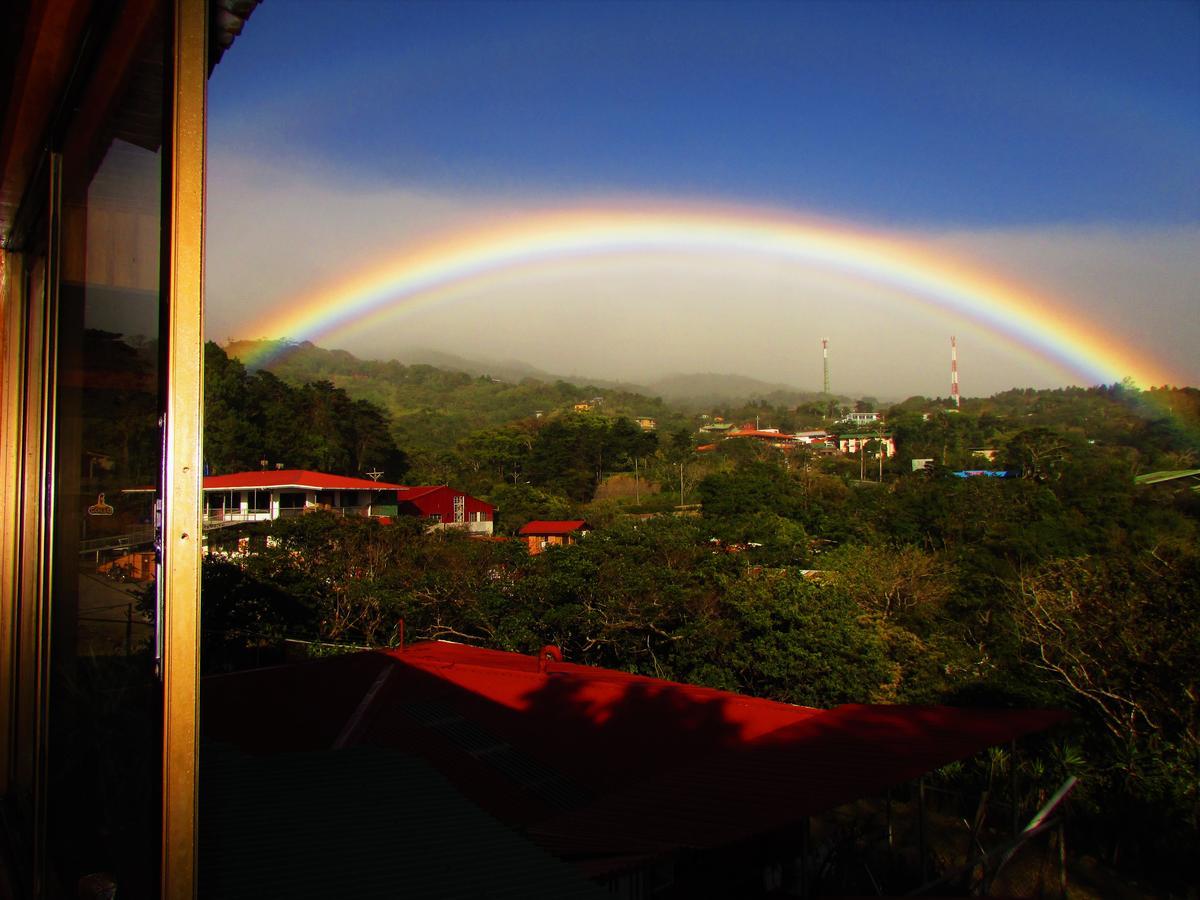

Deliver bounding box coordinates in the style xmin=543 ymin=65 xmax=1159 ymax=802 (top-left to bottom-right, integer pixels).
xmin=207 ymin=0 xmax=1199 ymax=398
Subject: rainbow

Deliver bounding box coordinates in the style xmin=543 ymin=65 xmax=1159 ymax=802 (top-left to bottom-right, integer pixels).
xmin=236 ymin=206 xmax=1179 ymax=389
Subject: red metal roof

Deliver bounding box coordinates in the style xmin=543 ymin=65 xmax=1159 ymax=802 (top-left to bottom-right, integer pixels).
xmin=204 ymin=641 xmax=1067 ymax=879
xmin=519 ymin=520 xmax=589 ymax=536
xmin=728 ymin=428 xmax=797 ymax=440
xmin=203 ymin=469 xmax=406 ymax=491
xmin=394 ymin=485 xmax=443 ymax=500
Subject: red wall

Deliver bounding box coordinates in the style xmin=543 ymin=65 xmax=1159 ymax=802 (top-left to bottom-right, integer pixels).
xmin=397 ymin=486 xmax=494 ymax=522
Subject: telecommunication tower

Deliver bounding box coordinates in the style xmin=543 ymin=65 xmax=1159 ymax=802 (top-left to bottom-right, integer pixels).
xmin=822 ymin=338 xmax=830 ymax=395
xmin=951 ymin=336 xmax=960 ymax=408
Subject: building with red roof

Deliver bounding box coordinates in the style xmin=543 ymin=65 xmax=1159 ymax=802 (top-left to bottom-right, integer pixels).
xmin=395 ymin=484 xmax=496 ymax=534
xmin=727 ymin=425 xmax=799 ymax=446
xmin=518 ymin=519 xmax=591 ymax=554
xmin=202 ymin=641 xmax=1068 ymax=896
xmin=203 ymin=469 xmax=407 ymax=524
xmin=202 ymin=470 xmax=495 ymax=534
xmin=835 ymin=432 xmax=897 ymax=458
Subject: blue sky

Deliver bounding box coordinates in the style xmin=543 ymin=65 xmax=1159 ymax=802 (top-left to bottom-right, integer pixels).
xmin=208 ymin=0 xmax=1199 ymax=395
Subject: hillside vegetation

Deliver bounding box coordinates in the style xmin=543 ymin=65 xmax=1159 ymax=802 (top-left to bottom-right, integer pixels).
xmin=225 ymin=339 xmax=688 ymax=453
xmin=201 ymin=339 xmax=1200 ymax=890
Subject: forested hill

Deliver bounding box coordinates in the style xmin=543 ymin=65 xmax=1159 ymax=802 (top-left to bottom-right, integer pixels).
xmin=647 ymin=371 xmax=826 ymax=408
xmin=224 ymin=339 xmax=687 ymax=452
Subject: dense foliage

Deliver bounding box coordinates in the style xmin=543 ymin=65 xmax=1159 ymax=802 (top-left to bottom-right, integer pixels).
xmin=225 ymin=338 xmax=689 ymax=453
xmin=204 ymin=342 xmax=408 ymax=478
xmin=200 ymin=343 xmax=1200 ymax=889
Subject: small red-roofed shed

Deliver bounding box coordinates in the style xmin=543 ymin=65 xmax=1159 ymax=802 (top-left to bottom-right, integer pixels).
xmin=518 ymin=519 xmax=591 ymax=554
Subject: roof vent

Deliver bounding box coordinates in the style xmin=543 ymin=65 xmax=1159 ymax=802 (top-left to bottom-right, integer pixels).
xmin=538 ymin=645 xmax=563 ymax=672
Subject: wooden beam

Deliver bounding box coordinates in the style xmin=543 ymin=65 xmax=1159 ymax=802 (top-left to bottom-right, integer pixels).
xmin=0 ymin=248 xmax=25 ymax=796
xmin=160 ymin=0 xmax=205 ymax=896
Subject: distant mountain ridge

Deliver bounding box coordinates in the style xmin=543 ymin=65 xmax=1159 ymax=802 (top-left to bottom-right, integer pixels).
xmin=647 ymin=372 xmax=824 ymax=406
xmin=225 ymin=339 xmax=834 ymax=407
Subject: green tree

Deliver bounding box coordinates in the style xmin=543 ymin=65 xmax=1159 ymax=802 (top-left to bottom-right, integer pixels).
xmin=486 ymin=482 xmax=574 ymax=534
xmin=673 ymin=573 xmax=890 ymax=707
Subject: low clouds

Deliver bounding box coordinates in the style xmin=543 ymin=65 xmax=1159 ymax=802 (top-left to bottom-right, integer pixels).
xmin=207 ymin=155 xmax=1199 ymax=398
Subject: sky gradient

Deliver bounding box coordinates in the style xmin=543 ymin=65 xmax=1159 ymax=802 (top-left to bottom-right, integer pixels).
xmin=207 ymin=0 xmax=1199 ymax=397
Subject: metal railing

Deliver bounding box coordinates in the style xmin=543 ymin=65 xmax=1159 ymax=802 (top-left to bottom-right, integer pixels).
xmin=79 ymin=526 xmax=155 ymax=554
xmin=202 ymin=506 xmax=375 ymax=524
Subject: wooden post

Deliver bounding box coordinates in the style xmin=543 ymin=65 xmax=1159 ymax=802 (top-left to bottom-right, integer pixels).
xmin=160 ymin=0 xmax=206 ymax=896
xmin=967 ymin=789 xmax=990 ymax=892
xmin=1058 ymin=821 xmax=1068 ymax=899
xmin=886 ymin=787 xmax=893 ymax=855
xmin=918 ymin=776 xmax=928 ymax=882
xmin=799 ymin=815 xmax=810 ymax=898
xmin=1010 ymin=739 xmax=1020 ymax=837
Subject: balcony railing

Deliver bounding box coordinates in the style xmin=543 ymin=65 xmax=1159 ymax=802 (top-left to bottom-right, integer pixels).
xmin=79 ymin=526 xmax=156 ymax=553
xmin=202 ymin=505 xmax=376 ymax=524
xmin=203 ymin=510 xmax=271 ymax=524
xmin=280 ymin=505 xmax=372 ymax=518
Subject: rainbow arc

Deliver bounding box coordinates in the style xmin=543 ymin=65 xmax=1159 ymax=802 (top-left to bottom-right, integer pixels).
xmin=237 ymin=207 xmax=1176 ymax=389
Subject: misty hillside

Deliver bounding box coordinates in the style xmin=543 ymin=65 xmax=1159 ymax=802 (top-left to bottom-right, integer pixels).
xmin=389 ymin=353 xmax=836 ymax=407
xmin=384 ymin=347 xmax=556 ymax=384
xmin=648 ymin=372 xmax=828 ymax=407
xmin=390 ymin=346 xmax=654 ymax=393
xmin=223 ymin=340 xmax=687 ymax=451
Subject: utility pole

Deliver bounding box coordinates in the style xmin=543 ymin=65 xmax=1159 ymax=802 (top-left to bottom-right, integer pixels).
xmin=634 ymin=456 xmax=640 ymax=504
xmin=878 ymin=421 xmax=885 ymax=483
xmin=951 ymin=336 xmax=960 ymax=409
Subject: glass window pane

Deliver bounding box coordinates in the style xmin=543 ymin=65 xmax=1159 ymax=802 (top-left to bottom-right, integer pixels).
xmin=48 ymin=9 xmax=166 ymax=893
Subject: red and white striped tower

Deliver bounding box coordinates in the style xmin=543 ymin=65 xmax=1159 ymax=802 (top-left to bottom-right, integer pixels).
xmin=821 ymin=338 xmax=830 ymax=395
xmin=951 ymin=336 xmax=960 ymax=408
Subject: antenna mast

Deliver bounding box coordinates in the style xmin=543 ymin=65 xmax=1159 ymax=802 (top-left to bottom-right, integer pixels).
xmin=951 ymin=336 xmax=960 ymax=408
xmin=822 ymin=338 xmax=830 ymax=395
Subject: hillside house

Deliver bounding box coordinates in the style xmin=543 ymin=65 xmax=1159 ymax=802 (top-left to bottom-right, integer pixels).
xmin=727 ymin=426 xmax=801 ymax=449
xmin=202 ymin=470 xmax=495 ymax=534
xmin=203 ymin=470 xmax=407 ymax=523
xmin=635 ymin=416 xmax=657 ymax=430
xmin=396 ymin=484 xmax=495 ymax=534
xmin=793 ymin=430 xmax=831 ymax=444
xmin=519 ymin=520 xmax=591 ymax=554
xmin=845 ymin=411 xmax=883 ymax=423
xmin=836 ymin=433 xmax=897 ymax=458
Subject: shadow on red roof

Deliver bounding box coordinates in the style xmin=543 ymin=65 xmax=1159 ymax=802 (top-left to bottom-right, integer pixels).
xmin=203 ymin=641 xmax=1066 ymax=879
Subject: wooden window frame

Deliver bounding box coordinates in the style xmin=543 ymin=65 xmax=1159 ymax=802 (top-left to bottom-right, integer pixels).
xmin=1 ymin=1 xmax=206 ymax=896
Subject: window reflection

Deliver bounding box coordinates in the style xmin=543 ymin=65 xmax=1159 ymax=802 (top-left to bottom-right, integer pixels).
xmin=48 ymin=12 xmax=165 ymax=894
